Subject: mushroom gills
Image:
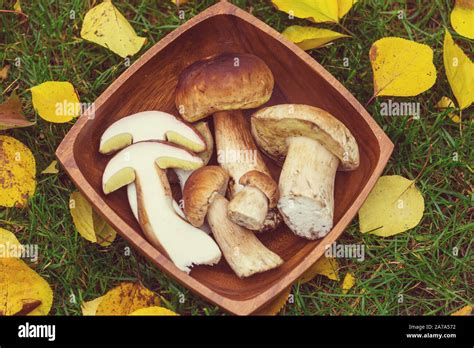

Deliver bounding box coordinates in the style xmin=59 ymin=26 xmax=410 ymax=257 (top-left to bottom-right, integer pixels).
xmin=278 ymin=136 xmax=339 ymax=240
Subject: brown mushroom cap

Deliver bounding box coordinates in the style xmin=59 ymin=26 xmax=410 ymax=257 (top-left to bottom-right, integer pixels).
xmin=183 ymin=166 xmax=229 ymax=227
xmin=175 ymin=53 xmax=274 ymax=122
xmin=239 ymin=170 xmax=279 ymax=208
xmin=251 ymin=104 xmax=360 ymax=170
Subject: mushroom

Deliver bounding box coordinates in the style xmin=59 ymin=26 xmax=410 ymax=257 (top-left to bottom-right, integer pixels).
xmin=251 ymin=104 xmax=360 ymax=240
xmin=102 ymin=141 xmax=221 ymax=272
xmin=175 ymin=53 xmax=280 ymax=232
xmin=183 ymin=166 xmax=283 ymax=278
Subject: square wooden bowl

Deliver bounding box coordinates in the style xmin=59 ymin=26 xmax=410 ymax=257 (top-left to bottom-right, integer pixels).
xmin=56 ymin=1 xmax=394 ymax=315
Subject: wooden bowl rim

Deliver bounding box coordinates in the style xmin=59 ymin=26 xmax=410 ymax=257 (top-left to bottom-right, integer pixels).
xmin=56 ymin=1 xmax=394 ymax=315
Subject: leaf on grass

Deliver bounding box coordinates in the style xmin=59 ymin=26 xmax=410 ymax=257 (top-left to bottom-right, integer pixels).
xmin=342 ymin=272 xmax=356 ymax=294
xmin=0 ymin=65 xmax=10 ymax=81
xmin=436 ymin=96 xmax=461 ymax=123
xmin=171 ymin=0 xmax=189 ymax=5
xmin=13 ymin=0 xmax=22 ymax=12
xmin=0 ymin=135 xmax=36 ymax=208
xmin=0 ymin=227 xmax=23 ymax=258
xmin=80 ymin=0 xmax=146 ymax=58
xmin=451 ymin=0 xmax=474 ymax=39
xmin=271 ymin=0 xmax=339 ymax=23
xmin=337 ymin=0 xmax=358 ymax=19
xmin=95 ymin=282 xmax=161 ymax=316
xmin=0 ymin=92 xmax=35 ymax=130
xmin=443 ymin=30 xmax=474 ymax=110
xmin=299 ymin=256 xmax=340 ymax=284
xmin=255 ymin=286 xmax=292 ymax=316
xmin=359 ymin=175 xmax=425 ymax=237
xmin=369 ymin=37 xmax=436 ymax=97
xmin=69 ymin=191 xmax=116 ymax=246
xmin=30 ymin=81 xmax=80 ymax=123
xmin=129 ymin=306 xmax=178 ymax=316
xmin=451 ymin=305 xmax=473 ymax=316
xmin=282 ymin=26 xmax=349 ymax=50
xmin=41 ymin=160 xmax=59 ymax=174
xmin=81 ymin=295 xmax=105 ymax=316
xmin=0 ymin=258 xmax=53 ymax=315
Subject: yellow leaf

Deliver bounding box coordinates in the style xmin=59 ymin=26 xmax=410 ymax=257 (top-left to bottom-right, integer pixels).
xmin=81 ymin=295 xmax=105 ymax=316
xmin=369 ymin=37 xmax=437 ymax=97
xmin=129 ymin=306 xmax=178 ymax=316
xmin=359 ymin=175 xmax=425 ymax=237
xmin=80 ymin=0 xmax=146 ymax=58
xmin=436 ymin=96 xmax=461 ymax=123
xmin=13 ymin=0 xmax=22 ymax=12
xmin=299 ymin=256 xmax=340 ymax=284
xmin=282 ymin=26 xmax=349 ymax=50
xmin=69 ymin=191 xmax=117 ymax=246
xmin=451 ymin=305 xmax=473 ymax=316
xmin=171 ymin=0 xmax=189 ymax=5
xmin=451 ymin=0 xmax=474 ymax=39
xmin=255 ymin=286 xmax=292 ymax=315
xmin=0 ymin=65 xmax=10 ymax=81
xmin=342 ymin=272 xmax=356 ymax=294
xmin=443 ymin=29 xmax=474 ymax=110
xmin=338 ymin=0 xmax=357 ymax=19
xmin=271 ymin=0 xmax=339 ymax=23
xmin=0 ymin=227 xmax=23 ymax=258
xmin=96 ymin=282 xmax=161 ymax=316
xmin=30 ymin=81 xmax=80 ymax=123
xmin=41 ymin=160 xmax=59 ymax=175
xmin=0 ymin=92 xmax=35 ymax=131
xmin=0 ymin=135 xmax=36 ymax=208
xmin=0 ymin=258 xmax=53 ymax=315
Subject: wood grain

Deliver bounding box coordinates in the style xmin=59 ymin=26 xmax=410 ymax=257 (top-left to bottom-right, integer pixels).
xmin=56 ymin=1 xmax=394 ymax=315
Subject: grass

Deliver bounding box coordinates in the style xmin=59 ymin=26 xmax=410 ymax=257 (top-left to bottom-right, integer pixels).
xmin=0 ymin=0 xmax=472 ymax=316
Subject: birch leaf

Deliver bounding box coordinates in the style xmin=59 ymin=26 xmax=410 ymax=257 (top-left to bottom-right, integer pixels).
xmin=69 ymin=191 xmax=116 ymax=246
xmin=299 ymin=256 xmax=340 ymax=284
xmin=0 ymin=227 xmax=22 ymax=258
xmin=0 ymin=65 xmax=10 ymax=80
xmin=443 ymin=29 xmax=474 ymax=110
xmin=271 ymin=0 xmax=339 ymax=23
xmin=81 ymin=0 xmax=146 ymax=58
xmin=13 ymin=0 xmax=22 ymax=12
xmin=451 ymin=0 xmax=474 ymax=39
xmin=0 ymin=135 xmax=36 ymax=208
xmin=369 ymin=37 xmax=436 ymax=97
xmin=436 ymin=96 xmax=461 ymax=123
xmin=338 ymin=0 xmax=357 ymax=19
xmin=129 ymin=306 xmax=178 ymax=316
xmin=81 ymin=296 xmax=105 ymax=316
xmin=41 ymin=160 xmax=59 ymax=175
xmin=359 ymin=175 xmax=425 ymax=237
xmin=254 ymin=286 xmax=292 ymax=315
xmin=282 ymin=26 xmax=349 ymax=50
xmin=0 ymin=92 xmax=35 ymax=130
xmin=30 ymin=81 xmax=80 ymax=123
xmin=451 ymin=305 xmax=473 ymax=316
xmin=342 ymin=272 xmax=356 ymax=294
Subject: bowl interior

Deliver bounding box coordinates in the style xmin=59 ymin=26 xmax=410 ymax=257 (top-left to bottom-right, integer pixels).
xmin=73 ymin=13 xmax=381 ymax=301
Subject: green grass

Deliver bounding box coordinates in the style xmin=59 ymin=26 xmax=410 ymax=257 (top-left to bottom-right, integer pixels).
xmin=0 ymin=0 xmax=472 ymax=315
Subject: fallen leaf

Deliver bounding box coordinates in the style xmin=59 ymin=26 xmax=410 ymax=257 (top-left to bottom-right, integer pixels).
xmin=0 ymin=65 xmax=10 ymax=80
xmin=282 ymin=26 xmax=349 ymax=50
xmin=255 ymin=286 xmax=292 ymax=315
xmin=271 ymin=0 xmax=339 ymax=23
xmin=129 ymin=306 xmax=178 ymax=316
xmin=451 ymin=0 xmax=474 ymax=39
xmin=0 ymin=92 xmax=35 ymax=130
xmin=0 ymin=227 xmax=23 ymax=258
xmin=299 ymin=256 xmax=340 ymax=284
xmin=0 ymin=135 xmax=36 ymax=208
xmin=0 ymin=258 xmax=53 ymax=315
xmin=436 ymin=96 xmax=461 ymax=123
xmin=81 ymin=296 xmax=105 ymax=316
xmin=451 ymin=305 xmax=473 ymax=316
xmin=342 ymin=272 xmax=356 ymax=294
xmin=41 ymin=160 xmax=59 ymax=175
xmin=80 ymin=0 xmax=146 ymax=58
xmin=359 ymin=175 xmax=425 ymax=237
xmin=443 ymin=29 xmax=474 ymax=110
xmin=171 ymin=0 xmax=189 ymax=5
xmin=69 ymin=191 xmax=116 ymax=246
xmin=30 ymin=81 xmax=80 ymax=123
xmin=95 ymin=282 xmax=161 ymax=316
xmin=369 ymin=37 xmax=437 ymax=97
xmin=338 ymin=0 xmax=357 ymax=19
xmin=13 ymin=0 xmax=22 ymax=12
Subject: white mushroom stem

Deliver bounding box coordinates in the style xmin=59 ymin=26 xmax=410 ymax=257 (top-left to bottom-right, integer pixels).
xmin=207 ymin=194 xmax=283 ymax=278
xmin=278 ymin=136 xmax=339 ymax=240
xmin=227 ymin=186 xmax=268 ymax=230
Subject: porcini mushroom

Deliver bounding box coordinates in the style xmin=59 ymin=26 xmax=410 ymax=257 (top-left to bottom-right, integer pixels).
xmin=183 ymin=166 xmax=283 ymax=278
xmin=176 ymin=53 xmax=280 ymax=232
xmin=102 ymin=141 xmax=221 ymax=272
xmin=251 ymin=104 xmax=360 ymax=240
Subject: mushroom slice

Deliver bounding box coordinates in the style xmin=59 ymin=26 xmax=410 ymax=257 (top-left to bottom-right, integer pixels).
xmin=99 ymin=111 xmax=206 ymax=154
xmin=175 ymin=53 xmax=281 ymax=232
xmin=251 ymin=104 xmax=360 ymax=240
xmin=183 ymin=166 xmax=283 ymax=278
xmin=102 ymin=141 xmax=221 ymax=272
